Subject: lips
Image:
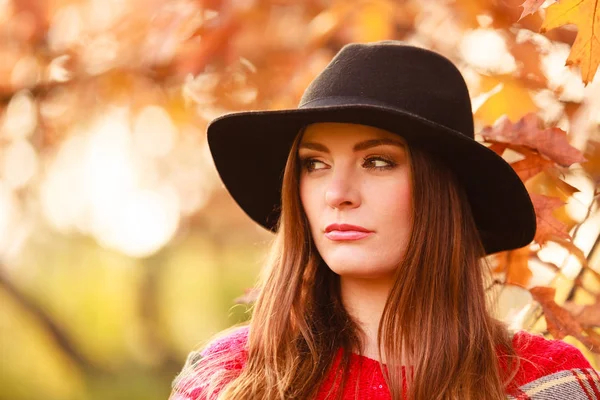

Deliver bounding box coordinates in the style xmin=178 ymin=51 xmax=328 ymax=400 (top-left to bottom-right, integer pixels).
xmin=324 ymin=224 xmax=374 ymax=241
xmin=325 ymin=223 xmax=372 ymax=233
xmin=325 ymin=230 xmax=373 ymax=241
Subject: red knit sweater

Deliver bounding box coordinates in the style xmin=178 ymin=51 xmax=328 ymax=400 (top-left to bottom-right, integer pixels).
xmin=171 ymin=325 xmax=595 ymax=399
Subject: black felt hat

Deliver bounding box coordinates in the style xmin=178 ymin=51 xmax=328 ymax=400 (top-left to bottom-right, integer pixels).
xmin=206 ymin=41 xmax=536 ymax=255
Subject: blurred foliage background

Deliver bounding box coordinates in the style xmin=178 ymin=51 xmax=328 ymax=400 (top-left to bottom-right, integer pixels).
xmin=0 ymin=0 xmax=599 ymax=399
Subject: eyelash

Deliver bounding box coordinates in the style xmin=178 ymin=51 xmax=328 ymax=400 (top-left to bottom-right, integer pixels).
xmin=300 ymin=155 xmax=397 ymax=173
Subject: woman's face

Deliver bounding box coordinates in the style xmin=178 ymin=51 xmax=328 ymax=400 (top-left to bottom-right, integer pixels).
xmin=298 ymin=122 xmax=412 ymax=280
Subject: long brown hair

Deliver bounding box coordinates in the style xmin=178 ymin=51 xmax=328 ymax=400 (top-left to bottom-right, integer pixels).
xmin=172 ymin=125 xmax=521 ymax=399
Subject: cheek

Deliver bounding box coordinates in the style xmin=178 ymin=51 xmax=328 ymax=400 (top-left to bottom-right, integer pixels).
xmin=373 ymin=180 xmax=412 ymax=222
xmin=376 ymin=181 xmax=412 ymax=264
xmin=299 ymin=180 xmax=317 ymax=223
xmin=299 ymin=180 xmax=309 ymax=212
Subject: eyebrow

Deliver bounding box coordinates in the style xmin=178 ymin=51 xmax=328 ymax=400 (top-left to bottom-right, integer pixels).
xmin=298 ymin=138 xmax=406 ymax=153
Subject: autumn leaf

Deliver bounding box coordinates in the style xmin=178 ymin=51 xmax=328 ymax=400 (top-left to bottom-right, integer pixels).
xmin=525 ymin=171 xmax=580 ymax=234
xmin=563 ymin=294 xmax=600 ymax=328
xmin=530 ymin=193 xmax=570 ymax=244
xmin=525 ymin=169 xmax=580 ymax=202
xmin=540 ymin=0 xmax=600 ymax=84
xmin=530 ymin=286 xmax=600 ymax=351
xmin=530 ymin=287 xmax=578 ymax=339
xmin=506 ymin=35 xmax=548 ymax=88
xmin=582 ymin=140 xmax=600 ymax=185
xmin=493 ymin=245 xmax=532 ymax=287
xmin=475 ymin=76 xmax=538 ymax=125
xmin=480 ymin=113 xmax=587 ymax=167
xmin=509 ymin=148 xmax=556 ymax=181
xmin=518 ymin=0 xmax=546 ymax=21
xmin=487 ymin=142 xmax=509 ymax=156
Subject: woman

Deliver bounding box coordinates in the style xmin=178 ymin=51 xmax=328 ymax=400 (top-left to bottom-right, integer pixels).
xmin=170 ymin=41 xmax=599 ymax=399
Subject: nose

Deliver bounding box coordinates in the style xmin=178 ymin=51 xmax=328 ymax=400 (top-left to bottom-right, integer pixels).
xmin=324 ymin=167 xmax=360 ymax=210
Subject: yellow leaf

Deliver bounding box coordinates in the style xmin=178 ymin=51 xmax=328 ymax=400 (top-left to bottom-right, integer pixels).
xmin=540 ymin=0 xmax=600 ymax=84
xmin=475 ymin=76 xmax=538 ymax=125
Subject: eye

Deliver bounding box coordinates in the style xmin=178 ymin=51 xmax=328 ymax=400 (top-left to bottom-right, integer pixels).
xmin=300 ymin=158 xmax=326 ymax=172
xmin=300 ymin=156 xmax=397 ymax=173
xmin=363 ymin=156 xmax=396 ymax=170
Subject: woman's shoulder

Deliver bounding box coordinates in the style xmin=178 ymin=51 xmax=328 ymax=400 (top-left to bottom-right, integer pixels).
xmin=511 ymin=330 xmax=593 ymax=373
xmin=200 ymin=324 xmax=250 ymax=359
xmin=507 ymin=330 xmax=599 ymax=399
xmin=181 ymin=324 xmax=250 ymax=374
xmin=170 ymin=325 xmax=250 ymax=400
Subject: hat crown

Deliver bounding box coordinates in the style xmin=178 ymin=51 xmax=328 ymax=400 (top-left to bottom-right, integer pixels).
xmin=299 ymin=41 xmax=474 ymax=138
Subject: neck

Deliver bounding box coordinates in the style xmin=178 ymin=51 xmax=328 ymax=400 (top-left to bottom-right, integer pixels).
xmin=340 ymin=275 xmax=393 ymax=363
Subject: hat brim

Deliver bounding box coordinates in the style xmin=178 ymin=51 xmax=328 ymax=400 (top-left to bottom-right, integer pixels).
xmin=207 ymin=103 xmax=536 ymax=255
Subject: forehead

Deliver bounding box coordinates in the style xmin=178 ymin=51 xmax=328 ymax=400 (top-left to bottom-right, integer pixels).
xmin=300 ymin=122 xmax=404 ymax=143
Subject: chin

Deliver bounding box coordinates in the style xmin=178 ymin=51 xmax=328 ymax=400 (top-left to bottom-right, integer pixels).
xmin=326 ymin=261 xmax=386 ymax=276
xmin=323 ymin=252 xmax=366 ymax=267
xmin=333 ymin=269 xmax=396 ymax=281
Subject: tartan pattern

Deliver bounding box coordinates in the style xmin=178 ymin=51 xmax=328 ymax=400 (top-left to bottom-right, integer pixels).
xmin=508 ymin=368 xmax=600 ymax=399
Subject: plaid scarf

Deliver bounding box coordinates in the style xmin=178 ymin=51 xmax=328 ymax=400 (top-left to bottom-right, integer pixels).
xmin=508 ymin=368 xmax=600 ymax=399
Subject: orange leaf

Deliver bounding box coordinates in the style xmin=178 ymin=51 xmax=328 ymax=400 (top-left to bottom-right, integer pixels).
xmin=479 ymin=113 xmax=587 ymax=167
xmin=530 ymin=287 xmax=578 ymax=339
xmin=530 ymin=193 xmax=570 ymax=244
xmin=509 ymin=148 xmax=556 ymax=181
xmin=525 ymin=169 xmax=580 ymax=202
xmin=540 ymin=0 xmax=600 ymax=84
xmin=493 ymin=246 xmax=532 ymax=287
xmin=582 ymin=140 xmax=600 ymax=185
xmin=506 ymin=36 xmax=548 ymax=88
xmin=530 ymin=286 xmax=600 ymax=351
xmin=526 ymin=171 xmax=580 ymax=233
xmin=518 ymin=0 xmax=546 ymax=21
xmin=487 ymin=142 xmax=509 ymax=156
xmin=563 ymin=295 xmax=600 ymax=328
